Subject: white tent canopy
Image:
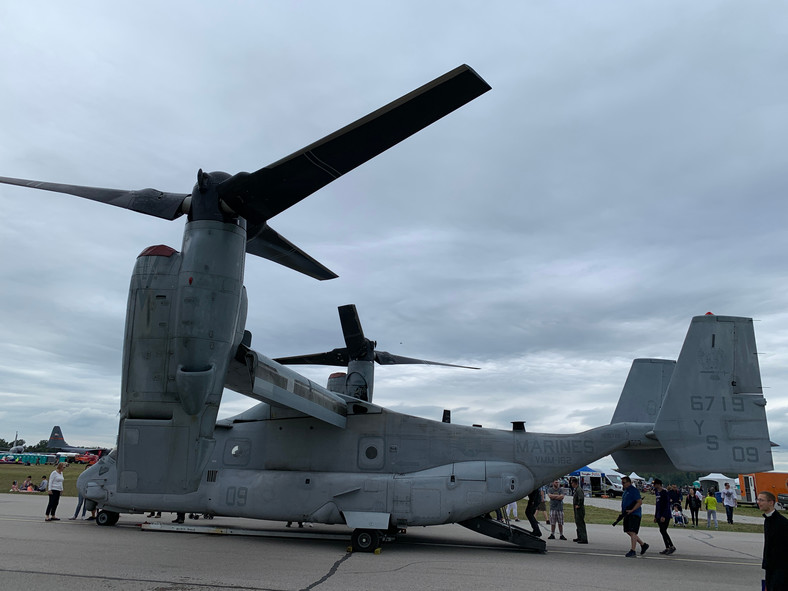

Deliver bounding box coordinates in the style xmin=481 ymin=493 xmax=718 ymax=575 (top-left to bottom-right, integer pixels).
xmin=629 ymin=472 xmax=645 ymax=482
xmin=699 ymin=473 xmax=736 ymax=494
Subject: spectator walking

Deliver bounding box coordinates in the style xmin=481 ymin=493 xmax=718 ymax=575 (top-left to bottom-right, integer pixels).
xmin=758 ymin=491 xmax=788 ymax=591
xmin=653 ymin=479 xmax=675 ymax=555
xmin=721 ymin=482 xmax=737 ymax=524
xmin=524 ymin=488 xmax=542 ymax=537
xmin=685 ymin=486 xmax=702 ymax=527
xmin=668 ymin=484 xmax=680 ymax=508
xmin=621 ymin=475 xmax=649 ymax=557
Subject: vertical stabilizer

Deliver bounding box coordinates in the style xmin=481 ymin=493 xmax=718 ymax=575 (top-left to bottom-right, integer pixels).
xmin=47 ymin=426 xmax=69 ymax=450
xmin=653 ymin=315 xmax=772 ymax=472
xmin=611 ymin=359 xmax=675 ymax=424
xmin=610 ymin=359 xmax=677 ymax=472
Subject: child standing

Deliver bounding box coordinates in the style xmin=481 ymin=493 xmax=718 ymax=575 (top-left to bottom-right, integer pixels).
xmin=704 ymin=490 xmax=718 ymax=529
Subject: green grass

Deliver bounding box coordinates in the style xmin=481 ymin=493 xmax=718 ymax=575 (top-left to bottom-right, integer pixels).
xmin=0 ymin=463 xmax=89 ymax=497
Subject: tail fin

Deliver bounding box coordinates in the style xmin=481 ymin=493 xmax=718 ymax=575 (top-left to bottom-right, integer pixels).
xmin=610 ymin=359 xmax=678 ymax=473
xmin=47 ymin=425 xmax=68 ymax=450
xmin=653 ymin=314 xmax=772 ymax=472
xmin=611 ymin=358 xmax=676 ymax=424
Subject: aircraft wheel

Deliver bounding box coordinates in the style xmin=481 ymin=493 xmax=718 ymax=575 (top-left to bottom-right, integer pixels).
xmin=96 ymin=510 xmax=119 ymax=526
xmin=351 ymin=529 xmax=381 ymax=552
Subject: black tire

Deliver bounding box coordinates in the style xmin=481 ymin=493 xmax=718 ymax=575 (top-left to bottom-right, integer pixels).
xmin=351 ymin=529 xmax=381 ymax=552
xmin=96 ymin=510 xmax=119 ymax=526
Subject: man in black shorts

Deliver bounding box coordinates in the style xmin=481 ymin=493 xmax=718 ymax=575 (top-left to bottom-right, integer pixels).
xmin=621 ymin=476 xmax=649 ymax=557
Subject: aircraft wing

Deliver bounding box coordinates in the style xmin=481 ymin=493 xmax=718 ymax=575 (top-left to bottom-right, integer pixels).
xmin=224 ymin=344 xmax=347 ymax=428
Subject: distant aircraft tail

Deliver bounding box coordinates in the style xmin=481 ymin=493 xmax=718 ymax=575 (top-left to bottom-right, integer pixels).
xmin=47 ymin=425 xmax=69 ymax=450
xmin=611 ymin=315 xmax=773 ymax=473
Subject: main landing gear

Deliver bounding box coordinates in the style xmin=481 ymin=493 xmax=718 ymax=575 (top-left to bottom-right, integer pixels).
xmin=350 ymin=525 xmax=401 ymax=553
xmin=350 ymin=528 xmax=382 ymax=552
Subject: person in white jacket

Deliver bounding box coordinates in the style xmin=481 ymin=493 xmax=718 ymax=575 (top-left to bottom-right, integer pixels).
xmin=45 ymin=463 xmax=66 ymax=521
xmin=721 ymin=482 xmax=738 ymax=524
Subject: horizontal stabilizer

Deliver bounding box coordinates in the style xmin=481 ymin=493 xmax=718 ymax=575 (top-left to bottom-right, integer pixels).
xmin=653 ymin=315 xmax=772 ymax=472
xmin=612 ymin=448 xmax=680 ymax=475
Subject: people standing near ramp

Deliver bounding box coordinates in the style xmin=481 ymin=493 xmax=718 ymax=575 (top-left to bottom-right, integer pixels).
xmin=722 ymin=482 xmax=737 ymax=525
xmin=569 ymin=477 xmax=588 ymax=544
xmin=704 ymin=489 xmax=719 ymax=529
xmin=524 ymin=489 xmax=542 ymax=537
xmin=757 ymin=491 xmax=788 ymax=591
xmin=69 ymin=491 xmax=87 ymax=520
xmin=685 ymin=487 xmax=701 ymax=527
xmin=653 ymin=479 xmax=675 ymax=555
xmin=546 ymin=479 xmax=566 ymax=540
xmin=621 ymin=476 xmax=649 ymax=557
xmin=505 ymin=500 xmax=519 ymax=522
xmin=44 ymin=463 xmax=66 ymax=521
xmin=537 ymin=486 xmax=549 ymax=524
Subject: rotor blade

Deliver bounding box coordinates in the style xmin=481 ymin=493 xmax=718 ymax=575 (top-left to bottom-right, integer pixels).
xmin=0 ymin=175 xmax=188 ymax=220
xmin=338 ymin=304 xmax=368 ymax=357
xmin=217 ymin=64 xmax=491 ymax=224
xmin=245 ymin=223 xmax=338 ymax=280
xmin=273 ymin=348 xmax=350 ymax=367
xmin=374 ymin=350 xmax=480 ymax=370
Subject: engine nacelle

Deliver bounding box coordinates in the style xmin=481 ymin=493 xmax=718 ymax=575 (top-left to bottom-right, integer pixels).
xmin=116 ymin=220 xmax=247 ymax=494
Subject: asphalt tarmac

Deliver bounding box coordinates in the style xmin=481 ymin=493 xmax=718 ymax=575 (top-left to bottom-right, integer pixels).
xmin=1 ymin=493 xmax=765 ymax=591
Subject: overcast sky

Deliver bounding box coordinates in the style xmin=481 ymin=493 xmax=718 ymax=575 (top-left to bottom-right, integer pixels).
xmin=1 ymin=1 xmax=786 ymax=475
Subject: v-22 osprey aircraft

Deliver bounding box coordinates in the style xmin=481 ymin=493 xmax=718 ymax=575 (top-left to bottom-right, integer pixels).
xmin=0 ymin=65 xmax=773 ymax=552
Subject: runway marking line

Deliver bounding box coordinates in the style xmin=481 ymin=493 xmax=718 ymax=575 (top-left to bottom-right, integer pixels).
xmin=547 ymin=548 xmax=760 ymax=566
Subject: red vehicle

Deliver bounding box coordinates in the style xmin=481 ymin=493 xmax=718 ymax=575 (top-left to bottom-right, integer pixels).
xmin=74 ymin=452 xmax=99 ymax=465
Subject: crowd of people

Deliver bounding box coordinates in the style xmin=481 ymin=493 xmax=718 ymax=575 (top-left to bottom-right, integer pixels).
xmin=498 ymin=476 xmax=745 ymax=548
xmin=9 ymin=474 xmax=48 ymax=493
xmin=492 ymin=474 xmax=786 ymax=588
